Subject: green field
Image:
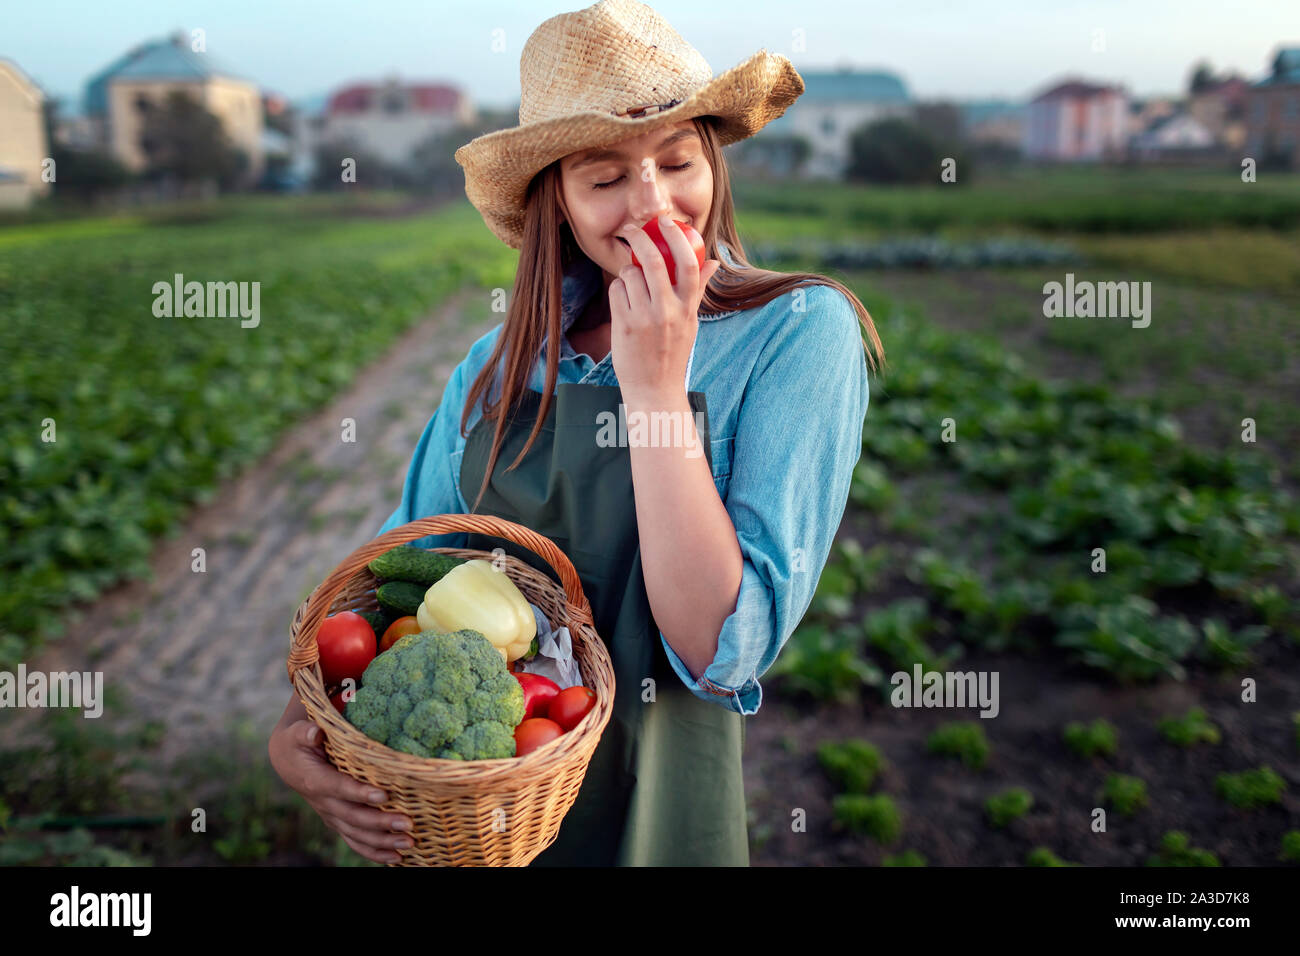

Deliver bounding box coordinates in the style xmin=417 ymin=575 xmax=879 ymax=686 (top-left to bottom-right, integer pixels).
xmin=0 ymin=194 xmax=518 ymax=667
xmin=3 ymin=171 xmax=1299 ymax=865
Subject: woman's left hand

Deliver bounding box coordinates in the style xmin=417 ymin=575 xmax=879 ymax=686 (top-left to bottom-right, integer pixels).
xmin=609 ymin=215 xmax=721 ymax=398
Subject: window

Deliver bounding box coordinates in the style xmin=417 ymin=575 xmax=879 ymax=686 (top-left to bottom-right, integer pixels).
xmin=821 ymin=115 xmax=836 ymax=135
xmin=135 ymin=94 xmax=152 ymax=114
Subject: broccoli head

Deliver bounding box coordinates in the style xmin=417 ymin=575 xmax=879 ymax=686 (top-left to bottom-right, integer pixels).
xmin=345 ymin=628 xmax=524 ymax=760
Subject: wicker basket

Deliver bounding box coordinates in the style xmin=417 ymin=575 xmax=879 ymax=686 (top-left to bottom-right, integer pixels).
xmin=287 ymin=514 xmax=615 ymax=866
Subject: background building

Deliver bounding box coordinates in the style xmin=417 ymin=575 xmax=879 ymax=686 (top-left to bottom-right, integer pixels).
xmin=759 ymin=67 xmax=912 ymax=178
xmin=0 ymin=59 xmax=50 ymax=209
xmin=83 ymin=32 xmax=263 ymax=182
xmin=299 ymin=77 xmax=473 ymax=175
xmin=1245 ymin=46 xmax=1300 ymax=166
xmin=1023 ymin=79 xmax=1129 ymax=161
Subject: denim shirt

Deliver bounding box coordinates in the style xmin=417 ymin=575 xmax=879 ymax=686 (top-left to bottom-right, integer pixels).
xmin=377 ymin=239 xmax=871 ymax=716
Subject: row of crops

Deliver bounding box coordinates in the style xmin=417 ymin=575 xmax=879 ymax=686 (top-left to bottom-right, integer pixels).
xmin=0 ymin=197 xmax=517 ymax=668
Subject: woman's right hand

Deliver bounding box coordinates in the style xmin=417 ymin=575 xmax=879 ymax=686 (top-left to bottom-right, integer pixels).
xmin=268 ymin=692 xmax=414 ymax=864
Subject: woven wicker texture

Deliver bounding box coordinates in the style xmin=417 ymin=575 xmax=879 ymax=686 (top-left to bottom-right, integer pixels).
xmin=287 ymin=514 xmax=615 ymax=866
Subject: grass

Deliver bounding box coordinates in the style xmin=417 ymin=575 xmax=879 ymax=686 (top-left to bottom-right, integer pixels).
xmin=816 ymin=739 xmax=886 ymax=793
xmin=1063 ymin=719 xmax=1120 ymax=759
xmin=833 ymin=793 xmax=903 ymax=844
xmin=732 ymin=167 xmax=1300 ymax=239
xmin=926 ymin=721 xmax=991 ymax=770
xmin=0 ymin=196 xmax=516 ymax=667
xmin=985 ymin=787 xmax=1034 ymax=827
xmin=1158 ymin=708 xmax=1222 ymax=747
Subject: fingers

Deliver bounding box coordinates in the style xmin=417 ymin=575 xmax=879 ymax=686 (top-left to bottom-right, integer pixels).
xmin=341 ymin=832 xmax=403 ymax=865
xmin=317 ymin=795 xmax=413 ymax=836
xmin=655 ymin=214 xmax=700 ymax=289
xmin=616 ymin=264 xmax=651 ymax=320
xmin=274 ymin=717 xmax=418 ymax=865
xmin=294 ymin=718 xmax=323 ymax=750
xmin=321 ymin=797 xmax=415 ymax=857
xmin=620 ymin=222 xmax=670 ymax=301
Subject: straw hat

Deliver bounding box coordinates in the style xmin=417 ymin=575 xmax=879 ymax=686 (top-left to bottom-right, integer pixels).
xmin=454 ymin=0 xmax=805 ymax=249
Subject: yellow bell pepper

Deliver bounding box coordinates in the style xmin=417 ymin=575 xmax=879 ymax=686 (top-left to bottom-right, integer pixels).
xmin=416 ymin=558 xmax=537 ymax=663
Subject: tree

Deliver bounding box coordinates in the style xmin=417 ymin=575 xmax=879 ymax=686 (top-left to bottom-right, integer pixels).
xmin=1189 ymin=61 xmax=1216 ymax=95
xmin=913 ymin=102 xmax=965 ymax=145
xmin=137 ymin=90 xmax=246 ymax=190
xmin=845 ymin=117 xmax=973 ymax=185
xmin=40 ymin=96 xmax=132 ymax=202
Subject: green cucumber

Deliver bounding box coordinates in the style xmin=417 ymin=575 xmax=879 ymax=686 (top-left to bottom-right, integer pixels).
xmin=368 ymin=545 xmax=466 ymax=588
xmin=356 ymin=610 xmax=391 ymax=641
xmin=376 ymin=580 xmax=427 ymax=618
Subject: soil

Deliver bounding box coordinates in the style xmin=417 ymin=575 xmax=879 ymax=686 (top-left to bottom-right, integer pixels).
xmin=743 ymin=598 xmax=1300 ymax=866
xmin=743 ymin=267 xmax=1300 ymax=866
xmin=11 ymin=265 xmax=1297 ymax=867
xmin=8 ymin=286 xmax=493 ymax=769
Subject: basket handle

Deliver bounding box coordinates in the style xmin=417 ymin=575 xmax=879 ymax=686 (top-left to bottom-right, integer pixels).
xmin=287 ymin=514 xmax=595 ymax=684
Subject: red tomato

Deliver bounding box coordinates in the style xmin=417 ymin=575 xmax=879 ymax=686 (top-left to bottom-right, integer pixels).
xmin=548 ymin=686 xmax=597 ymax=732
xmin=629 ymin=218 xmax=707 ymax=286
xmin=514 ymin=718 xmax=563 ymax=757
xmin=513 ymin=672 xmax=561 ymax=721
xmin=316 ymin=611 xmax=376 ymax=686
xmin=331 ymin=680 xmax=358 ymax=714
xmin=379 ymin=615 xmax=422 ymax=653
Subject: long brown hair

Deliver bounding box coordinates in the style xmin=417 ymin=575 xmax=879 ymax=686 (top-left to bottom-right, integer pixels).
xmin=460 ymin=114 xmax=887 ymax=514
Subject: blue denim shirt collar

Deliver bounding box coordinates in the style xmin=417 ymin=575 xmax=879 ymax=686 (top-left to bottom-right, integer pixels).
xmin=541 ymin=239 xmax=743 ymax=361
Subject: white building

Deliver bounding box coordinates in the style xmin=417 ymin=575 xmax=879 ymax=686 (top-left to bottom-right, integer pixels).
xmin=1024 ymin=79 xmax=1128 ymax=161
xmin=302 ymin=77 xmax=473 ymax=173
xmin=758 ymin=67 xmax=912 ymax=178
xmin=0 ymin=59 xmax=50 ymax=209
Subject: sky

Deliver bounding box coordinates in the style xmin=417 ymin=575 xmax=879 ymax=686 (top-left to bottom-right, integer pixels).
xmin=5 ymin=0 xmax=1296 ymax=112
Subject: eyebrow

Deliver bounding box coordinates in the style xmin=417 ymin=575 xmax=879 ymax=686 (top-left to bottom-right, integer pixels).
xmin=570 ymin=128 xmax=700 ymax=171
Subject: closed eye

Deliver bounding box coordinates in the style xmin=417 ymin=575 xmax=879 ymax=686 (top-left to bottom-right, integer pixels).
xmin=592 ymin=161 xmax=695 ymax=190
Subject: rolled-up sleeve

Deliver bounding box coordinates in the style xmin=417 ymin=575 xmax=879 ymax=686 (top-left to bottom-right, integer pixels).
xmin=659 ymin=285 xmax=871 ymax=715
xmin=375 ymin=358 xmax=473 ymax=551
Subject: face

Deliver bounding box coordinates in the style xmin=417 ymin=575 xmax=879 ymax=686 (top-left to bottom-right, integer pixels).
xmin=558 ymin=119 xmax=713 ymax=290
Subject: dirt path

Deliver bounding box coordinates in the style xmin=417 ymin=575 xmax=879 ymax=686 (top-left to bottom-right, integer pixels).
xmin=15 ymin=287 xmax=496 ymax=766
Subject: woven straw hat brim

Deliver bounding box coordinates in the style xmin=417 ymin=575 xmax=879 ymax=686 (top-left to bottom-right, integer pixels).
xmin=455 ymin=48 xmax=804 ymax=249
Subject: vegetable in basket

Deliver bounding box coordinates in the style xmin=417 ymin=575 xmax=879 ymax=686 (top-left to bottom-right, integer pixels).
xmin=368 ymin=545 xmax=467 ymax=587
xmin=416 ymin=559 xmax=537 ymax=664
xmin=317 ymin=611 xmax=377 ymax=686
xmin=345 ymin=629 xmax=525 ymax=760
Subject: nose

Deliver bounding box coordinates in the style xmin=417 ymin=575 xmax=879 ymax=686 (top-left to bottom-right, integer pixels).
xmin=628 ymin=162 xmax=674 ymax=226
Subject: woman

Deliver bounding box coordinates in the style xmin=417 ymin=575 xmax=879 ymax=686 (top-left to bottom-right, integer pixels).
xmin=269 ymin=0 xmax=886 ymax=866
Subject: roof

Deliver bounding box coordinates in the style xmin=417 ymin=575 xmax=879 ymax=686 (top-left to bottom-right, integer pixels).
xmin=327 ymin=82 xmax=463 ymax=114
xmin=1030 ymin=79 xmax=1124 ymax=103
xmin=793 ymin=68 xmax=911 ymax=104
xmin=0 ymin=59 xmax=45 ymax=107
xmin=960 ymin=99 xmax=1026 ymax=125
xmin=84 ymin=32 xmax=249 ymax=114
xmin=1254 ymin=46 xmax=1300 ymax=87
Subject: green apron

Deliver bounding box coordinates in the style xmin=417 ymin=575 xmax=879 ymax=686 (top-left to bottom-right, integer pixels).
xmin=458 ymin=382 xmax=749 ymax=866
